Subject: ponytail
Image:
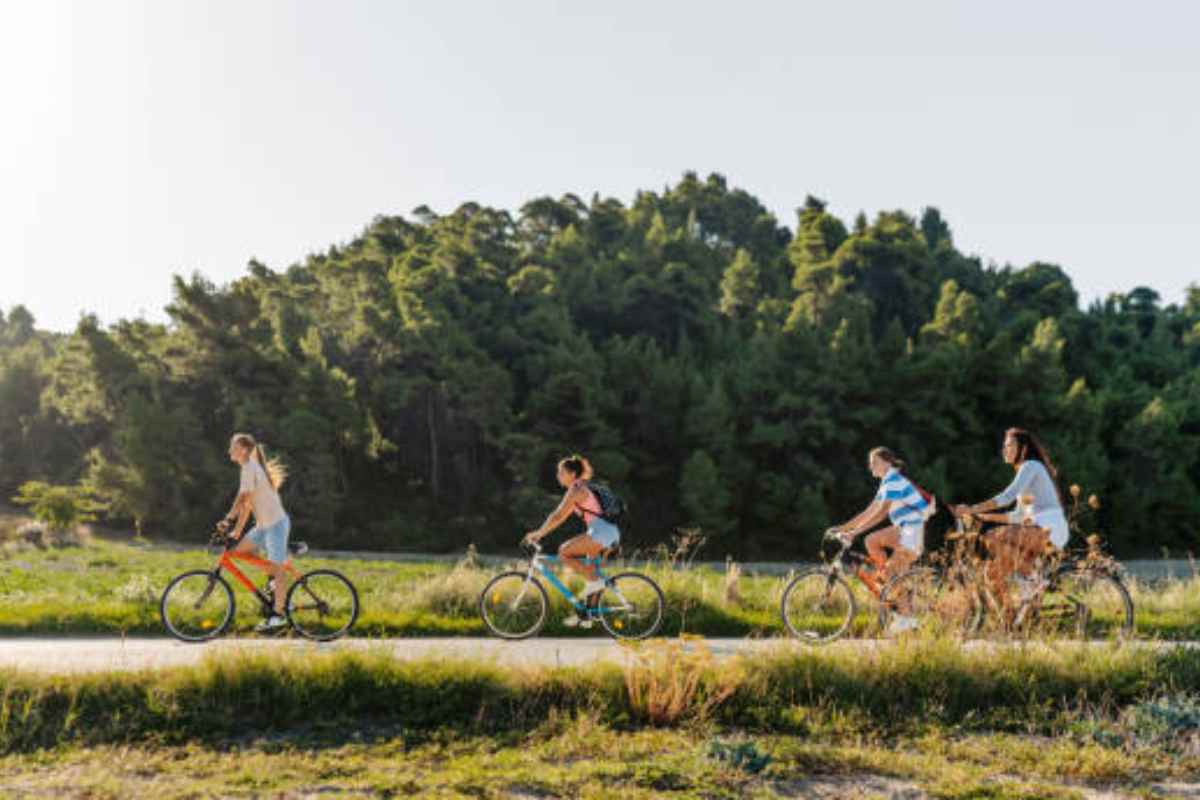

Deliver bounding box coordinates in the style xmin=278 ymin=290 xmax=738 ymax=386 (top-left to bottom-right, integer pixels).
xmin=558 ymin=454 xmax=594 ymax=482
xmin=233 ymin=433 xmax=288 ymax=490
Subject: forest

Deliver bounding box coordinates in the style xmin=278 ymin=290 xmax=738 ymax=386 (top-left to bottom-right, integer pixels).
xmin=1 ymin=172 xmax=1197 ymax=558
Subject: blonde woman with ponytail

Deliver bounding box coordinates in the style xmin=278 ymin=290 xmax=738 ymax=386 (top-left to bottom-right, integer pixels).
xmin=220 ymin=433 xmax=291 ymax=631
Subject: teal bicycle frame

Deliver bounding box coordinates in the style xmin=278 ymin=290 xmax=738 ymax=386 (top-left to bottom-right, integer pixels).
xmin=523 ymin=544 xmax=614 ymax=615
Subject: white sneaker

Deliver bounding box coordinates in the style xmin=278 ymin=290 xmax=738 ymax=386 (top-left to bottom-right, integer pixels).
xmin=255 ymin=615 xmax=288 ymax=632
xmin=562 ymin=613 xmax=594 ymax=630
xmin=887 ymin=614 xmax=919 ymax=635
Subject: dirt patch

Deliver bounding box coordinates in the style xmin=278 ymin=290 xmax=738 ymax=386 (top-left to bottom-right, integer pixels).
xmin=775 ymin=775 xmax=925 ymax=798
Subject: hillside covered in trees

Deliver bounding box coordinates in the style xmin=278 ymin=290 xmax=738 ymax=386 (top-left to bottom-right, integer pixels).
xmin=2 ymin=173 xmax=1198 ymax=557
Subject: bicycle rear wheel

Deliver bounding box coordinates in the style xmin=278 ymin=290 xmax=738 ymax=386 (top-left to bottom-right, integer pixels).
xmin=479 ymin=571 xmax=549 ymax=640
xmin=160 ymin=570 xmax=235 ymax=642
xmin=879 ymin=567 xmax=982 ymax=637
xmin=780 ymin=568 xmax=857 ymax=643
xmin=1034 ymin=566 xmax=1134 ymax=640
xmin=596 ymin=572 xmax=664 ymax=640
xmin=286 ymin=569 xmax=360 ymax=641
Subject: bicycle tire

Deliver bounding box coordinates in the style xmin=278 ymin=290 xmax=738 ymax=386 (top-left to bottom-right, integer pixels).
xmin=160 ymin=570 xmax=236 ymax=643
xmin=285 ymin=569 xmax=360 ymax=641
xmin=1041 ymin=565 xmax=1134 ymax=640
xmin=596 ymin=572 xmax=664 ymax=640
xmin=879 ymin=566 xmax=983 ymax=637
xmin=780 ymin=567 xmax=857 ymax=643
xmin=479 ymin=571 xmax=549 ymax=640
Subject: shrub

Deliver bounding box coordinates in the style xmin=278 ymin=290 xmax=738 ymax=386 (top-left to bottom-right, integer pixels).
xmin=11 ymin=482 xmax=101 ymax=534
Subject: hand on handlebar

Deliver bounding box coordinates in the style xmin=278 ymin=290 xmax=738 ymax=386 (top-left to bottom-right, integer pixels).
xmin=825 ymin=527 xmax=852 ymax=545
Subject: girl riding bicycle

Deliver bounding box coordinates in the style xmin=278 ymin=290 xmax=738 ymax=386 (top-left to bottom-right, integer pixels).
xmin=219 ymin=433 xmax=291 ymax=632
xmin=522 ymin=455 xmax=619 ymax=629
xmin=831 ymin=446 xmax=933 ymax=632
xmin=952 ymin=427 xmax=1067 ymax=600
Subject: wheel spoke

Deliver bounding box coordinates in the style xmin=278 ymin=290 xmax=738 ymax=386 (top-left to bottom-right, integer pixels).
xmin=286 ymin=570 xmax=359 ymax=641
xmin=479 ymin=572 xmax=548 ymax=639
xmin=782 ymin=570 xmax=856 ymax=643
xmin=161 ymin=571 xmax=233 ymax=642
xmin=598 ymin=573 xmax=663 ymax=639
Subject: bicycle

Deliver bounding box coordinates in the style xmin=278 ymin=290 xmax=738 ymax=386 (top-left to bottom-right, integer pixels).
xmin=479 ymin=541 xmax=664 ymax=640
xmin=160 ymin=528 xmax=360 ymax=642
xmin=880 ymin=513 xmax=1134 ymax=640
xmin=780 ymin=529 xmax=897 ymax=643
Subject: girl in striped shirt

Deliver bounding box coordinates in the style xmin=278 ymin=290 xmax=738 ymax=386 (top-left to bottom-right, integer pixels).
xmin=832 ymin=447 xmax=933 ymax=632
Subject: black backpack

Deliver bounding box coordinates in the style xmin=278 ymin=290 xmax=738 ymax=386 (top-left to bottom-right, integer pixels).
xmin=582 ymin=480 xmax=627 ymax=525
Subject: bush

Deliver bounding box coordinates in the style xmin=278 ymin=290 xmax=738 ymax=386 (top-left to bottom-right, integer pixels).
xmin=11 ymin=482 xmax=100 ymax=534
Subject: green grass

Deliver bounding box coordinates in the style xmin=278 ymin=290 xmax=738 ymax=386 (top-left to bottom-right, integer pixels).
xmin=1 ymin=643 xmax=1198 ymax=797
xmin=4 ymin=727 xmax=1197 ymax=799
xmin=1 ymin=640 xmax=1197 ymax=751
xmin=2 ymin=535 xmax=1200 ymax=640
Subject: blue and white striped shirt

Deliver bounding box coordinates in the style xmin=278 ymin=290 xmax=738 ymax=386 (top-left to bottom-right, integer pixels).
xmin=875 ymin=468 xmax=931 ymax=527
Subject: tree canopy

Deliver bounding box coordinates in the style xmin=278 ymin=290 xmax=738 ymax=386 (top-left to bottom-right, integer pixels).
xmin=2 ymin=172 xmax=1197 ymax=557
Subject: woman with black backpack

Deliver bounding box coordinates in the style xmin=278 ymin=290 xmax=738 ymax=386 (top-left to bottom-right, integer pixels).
xmin=522 ymin=454 xmax=622 ymax=628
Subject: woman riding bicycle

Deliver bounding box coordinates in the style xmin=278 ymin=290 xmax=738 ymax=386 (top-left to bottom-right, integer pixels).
xmin=831 ymin=446 xmax=933 ymax=632
xmin=952 ymin=427 xmax=1067 ymax=599
xmin=219 ymin=433 xmax=291 ymax=632
xmin=522 ymin=455 xmax=619 ymax=629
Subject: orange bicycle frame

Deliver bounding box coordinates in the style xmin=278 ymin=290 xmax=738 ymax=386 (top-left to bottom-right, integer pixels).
xmin=218 ymin=548 xmax=301 ymax=594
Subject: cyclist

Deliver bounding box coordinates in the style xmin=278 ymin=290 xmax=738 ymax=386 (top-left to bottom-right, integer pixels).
xmin=952 ymin=427 xmax=1068 ymax=600
xmin=219 ymin=432 xmax=292 ymax=632
xmin=831 ymin=446 xmax=933 ymax=633
xmin=522 ymin=454 xmax=619 ymax=629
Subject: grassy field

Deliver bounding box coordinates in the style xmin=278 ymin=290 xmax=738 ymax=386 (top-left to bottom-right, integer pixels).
xmin=0 ymin=641 xmax=1198 ymax=797
xmin=1 ymin=529 xmax=1199 ymax=640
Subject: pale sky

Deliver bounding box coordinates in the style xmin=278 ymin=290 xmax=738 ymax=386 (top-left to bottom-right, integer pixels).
xmin=2 ymin=1 xmax=1197 ymax=332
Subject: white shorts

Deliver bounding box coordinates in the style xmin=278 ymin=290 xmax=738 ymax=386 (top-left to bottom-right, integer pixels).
xmin=898 ymin=524 xmax=924 ymax=556
xmin=1036 ymin=509 xmax=1070 ymax=549
xmin=1007 ymin=507 xmax=1070 ymax=549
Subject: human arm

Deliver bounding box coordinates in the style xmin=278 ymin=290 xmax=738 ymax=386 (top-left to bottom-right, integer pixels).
xmin=221 ymin=464 xmax=255 ymax=539
xmin=837 ymin=500 xmax=890 ymax=540
xmin=952 ymin=463 xmax=1033 ymax=517
xmin=523 ymin=484 xmax=586 ymax=544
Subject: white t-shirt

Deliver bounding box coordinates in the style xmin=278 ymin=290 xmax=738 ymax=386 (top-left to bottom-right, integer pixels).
xmin=239 ymin=459 xmax=286 ymax=527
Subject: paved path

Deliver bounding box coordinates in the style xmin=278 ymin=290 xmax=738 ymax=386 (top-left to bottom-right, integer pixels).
xmin=0 ymin=637 xmax=782 ymax=674
xmin=0 ymin=637 xmax=1191 ymax=675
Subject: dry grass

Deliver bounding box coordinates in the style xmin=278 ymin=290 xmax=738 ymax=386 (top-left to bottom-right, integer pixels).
xmin=621 ymin=636 xmax=743 ymax=726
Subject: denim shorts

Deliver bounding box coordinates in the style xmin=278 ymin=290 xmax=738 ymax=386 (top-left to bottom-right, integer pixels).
xmin=245 ymin=515 xmax=291 ymax=563
xmin=588 ymin=518 xmax=620 ymax=548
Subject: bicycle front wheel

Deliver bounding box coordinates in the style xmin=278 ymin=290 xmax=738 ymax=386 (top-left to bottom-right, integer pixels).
xmin=479 ymin=571 xmax=549 ymax=640
xmin=286 ymin=569 xmax=360 ymax=641
xmin=597 ymin=572 xmax=664 ymax=640
xmin=781 ymin=568 xmax=857 ymax=643
xmin=879 ymin=567 xmax=982 ymax=637
xmin=1038 ymin=566 xmax=1134 ymax=640
xmin=160 ymin=570 xmax=235 ymax=642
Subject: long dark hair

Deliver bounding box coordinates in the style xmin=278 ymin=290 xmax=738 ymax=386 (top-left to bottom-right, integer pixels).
xmin=1006 ymin=427 xmax=1063 ymax=505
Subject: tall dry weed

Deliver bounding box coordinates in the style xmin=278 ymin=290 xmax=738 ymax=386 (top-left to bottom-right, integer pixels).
xmin=621 ymin=636 xmax=742 ymax=726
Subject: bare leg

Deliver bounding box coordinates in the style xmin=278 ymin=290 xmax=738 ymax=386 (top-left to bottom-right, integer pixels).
xmin=235 ymin=536 xmax=288 ymax=616
xmin=559 ymin=534 xmax=605 ymax=581
xmin=865 ymin=527 xmax=902 ymax=579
